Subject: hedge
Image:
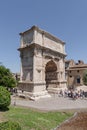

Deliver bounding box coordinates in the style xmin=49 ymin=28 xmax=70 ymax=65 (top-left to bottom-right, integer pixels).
xmin=0 ymin=121 xmax=21 ymax=130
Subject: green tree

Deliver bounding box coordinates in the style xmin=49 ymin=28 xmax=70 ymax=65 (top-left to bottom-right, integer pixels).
xmin=0 ymin=65 xmax=16 ymax=89
xmin=83 ymin=69 xmax=87 ymax=85
xmin=0 ymin=86 xmax=11 ymax=109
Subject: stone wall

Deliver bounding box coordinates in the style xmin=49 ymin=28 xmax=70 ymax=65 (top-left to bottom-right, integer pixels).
xmin=18 ymin=26 xmax=67 ymax=100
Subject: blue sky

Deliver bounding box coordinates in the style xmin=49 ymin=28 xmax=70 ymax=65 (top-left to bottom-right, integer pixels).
xmin=0 ymin=0 xmax=87 ymax=73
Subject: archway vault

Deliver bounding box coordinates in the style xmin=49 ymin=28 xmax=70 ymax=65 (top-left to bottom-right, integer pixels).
xmin=45 ymin=60 xmax=57 ymax=72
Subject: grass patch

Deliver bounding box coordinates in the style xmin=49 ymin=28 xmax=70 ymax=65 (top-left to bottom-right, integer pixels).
xmin=1 ymin=106 xmax=73 ymax=130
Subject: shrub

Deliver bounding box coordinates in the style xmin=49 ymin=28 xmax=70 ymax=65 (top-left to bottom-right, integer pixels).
xmin=0 ymin=121 xmax=21 ymax=130
xmin=0 ymin=86 xmax=11 ymax=109
xmin=83 ymin=70 xmax=87 ymax=85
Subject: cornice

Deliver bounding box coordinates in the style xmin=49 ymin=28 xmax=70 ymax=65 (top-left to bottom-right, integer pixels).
xmin=19 ymin=25 xmax=65 ymax=45
xmin=18 ymin=43 xmax=67 ymax=57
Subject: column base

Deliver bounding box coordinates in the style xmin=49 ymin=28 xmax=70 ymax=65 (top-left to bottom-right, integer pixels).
xmin=17 ymin=90 xmax=51 ymax=101
xmin=17 ymin=81 xmax=51 ymax=101
xmin=47 ymin=81 xmax=67 ymax=93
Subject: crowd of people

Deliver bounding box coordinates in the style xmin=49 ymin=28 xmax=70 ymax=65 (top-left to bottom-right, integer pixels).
xmin=59 ymin=88 xmax=87 ymax=100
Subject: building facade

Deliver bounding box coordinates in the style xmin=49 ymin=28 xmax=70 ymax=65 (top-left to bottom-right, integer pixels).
xmin=65 ymin=60 xmax=87 ymax=88
xmin=18 ymin=26 xmax=67 ymax=100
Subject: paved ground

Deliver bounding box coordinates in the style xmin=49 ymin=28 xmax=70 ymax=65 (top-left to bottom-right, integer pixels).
xmin=11 ymin=94 xmax=87 ymax=112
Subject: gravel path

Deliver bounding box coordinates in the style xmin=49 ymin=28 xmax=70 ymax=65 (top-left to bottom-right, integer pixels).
xmin=11 ymin=94 xmax=87 ymax=111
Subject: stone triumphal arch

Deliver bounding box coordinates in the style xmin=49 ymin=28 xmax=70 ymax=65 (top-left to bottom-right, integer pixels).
xmin=18 ymin=26 xmax=67 ymax=100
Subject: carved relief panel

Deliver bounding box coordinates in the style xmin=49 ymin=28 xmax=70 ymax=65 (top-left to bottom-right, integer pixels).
xmin=22 ymin=31 xmax=34 ymax=45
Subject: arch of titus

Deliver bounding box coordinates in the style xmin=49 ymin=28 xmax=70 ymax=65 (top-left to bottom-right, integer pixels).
xmin=18 ymin=26 xmax=67 ymax=100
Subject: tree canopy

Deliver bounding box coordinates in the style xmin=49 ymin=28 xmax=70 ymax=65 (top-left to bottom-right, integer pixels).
xmin=0 ymin=65 xmax=16 ymax=88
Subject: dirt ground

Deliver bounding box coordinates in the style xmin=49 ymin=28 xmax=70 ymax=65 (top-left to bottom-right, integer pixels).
xmin=56 ymin=112 xmax=87 ymax=130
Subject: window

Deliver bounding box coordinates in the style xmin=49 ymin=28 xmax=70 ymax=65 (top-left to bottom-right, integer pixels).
xmin=77 ymin=70 xmax=79 ymax=73
xmin=70 ymin=75 xmax=72 ymax=78
xmin=77 ymin=76 xmax=80 ymax=83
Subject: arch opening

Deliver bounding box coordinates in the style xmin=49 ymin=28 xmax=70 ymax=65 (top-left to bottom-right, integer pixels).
xmin=45 ymin=60 xmax=57 ymax=89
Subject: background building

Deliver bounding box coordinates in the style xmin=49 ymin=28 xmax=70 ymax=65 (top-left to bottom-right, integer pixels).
xmin=65 ymin=60 xmax=87 ymax=89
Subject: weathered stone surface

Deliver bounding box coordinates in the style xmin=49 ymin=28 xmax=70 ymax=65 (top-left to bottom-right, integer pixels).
xmin=18 ymin=26 xmax=67 ymax=100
